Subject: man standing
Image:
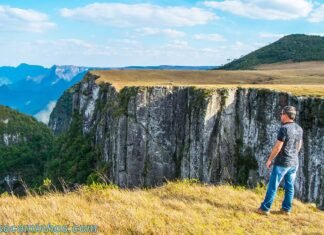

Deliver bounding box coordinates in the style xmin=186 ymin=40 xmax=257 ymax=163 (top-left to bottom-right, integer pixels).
xmin=257 ymin=106 xmax=303 ymax=215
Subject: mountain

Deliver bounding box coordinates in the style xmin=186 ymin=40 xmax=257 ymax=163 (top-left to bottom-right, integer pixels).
xmin=0 ymin=64 xmax=89 ymax=123
xmin=218 ymin=34 xmax=324 ymax=70
xmin=0 ymin=105 xmax=54 ymax=195
xmin=0 ymin=63 xmax=49 ymax=85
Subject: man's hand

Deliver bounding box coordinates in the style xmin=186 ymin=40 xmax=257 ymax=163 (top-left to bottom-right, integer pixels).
xmin=266 ymin=140 xmax=284 ymax=170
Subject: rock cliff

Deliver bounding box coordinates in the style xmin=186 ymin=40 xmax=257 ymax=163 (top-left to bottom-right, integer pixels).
xmin=49 ymin=72 xmax=324 ymax=209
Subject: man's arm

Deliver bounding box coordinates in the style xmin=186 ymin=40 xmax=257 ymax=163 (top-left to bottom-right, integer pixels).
xmin=297 ymin=139 xmax=302 ymax=153
xmin=266 ymin=140 xmax=284 ymax=169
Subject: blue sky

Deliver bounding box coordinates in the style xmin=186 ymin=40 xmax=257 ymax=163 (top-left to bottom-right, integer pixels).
xmin=0 ymin=0 xmax=323 ymax=67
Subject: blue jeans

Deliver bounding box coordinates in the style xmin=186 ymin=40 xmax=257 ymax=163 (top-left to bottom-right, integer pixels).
xmin=260 ymin=164 xmax=298 ymax=212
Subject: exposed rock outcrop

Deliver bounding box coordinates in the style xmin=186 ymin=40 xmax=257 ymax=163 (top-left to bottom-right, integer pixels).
xmin=49 ymin=73 xmax=324 ymax=209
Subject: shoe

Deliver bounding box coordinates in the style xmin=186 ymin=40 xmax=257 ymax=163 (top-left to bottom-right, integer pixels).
xmin=279 ymin=208 xmax=291 ymax=215
xmin=256 ymin=208 xmax=270 ymax=215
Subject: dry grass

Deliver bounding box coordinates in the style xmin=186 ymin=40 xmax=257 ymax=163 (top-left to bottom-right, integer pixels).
xmin=92 ymin=61 xmax=324 ymax=97
xmin=1 ymin=180 xmax=323 ymax=234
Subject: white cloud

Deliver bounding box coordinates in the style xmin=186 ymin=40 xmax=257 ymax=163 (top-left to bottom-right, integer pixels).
xmin=203 ymin=0 xmax=312 ymax=20
xmin=235 ymin=41 xmax=244 ymax=47
xmin=36 ymin=38 xmax=94 ymax=48
xmin=200 ymin=48 xmax=219 ymax=54
xmin=306 ymin=32 xmax=324 ymax=36
xmin=165 ymin=40 xmax=189 ymax=49
xmin=1 ymin=38 xmax=119 ymax=67
xmin=308 ymin=4 xmax=324 ymax=22
xmin=57 ymin=39 xmax=94 ymax=48
xmin=35 ymin=38 xmax=116 ymax=56
xmin=118 ymin=39 xmax=139 ymax=45
xmin=135 ymin=27 xmax=186 ymax=38
xmin=194 ymin=33 xmax=225 ymax=41
xmin=34 ymin=101 xmax=56 ymax=124
xmin=0 ymin=5 xmax=55 ymax=32
xmin=60 ymin=3 xmax=216 ymax=27
xmin=214 ymin=41 xmax=260 ymax=64
xmin=259 ymin=33 xmax=285 ymax=39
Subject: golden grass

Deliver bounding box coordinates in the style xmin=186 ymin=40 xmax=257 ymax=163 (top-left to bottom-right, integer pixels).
xmin=92 ymin=61 xmax=324 ymax=97
xmin=1 ymin=180 xmax=323 ymax=234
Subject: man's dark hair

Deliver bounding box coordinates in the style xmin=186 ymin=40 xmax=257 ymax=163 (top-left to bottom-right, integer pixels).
xmin=282 ymin=106 xmax=297 ymax=120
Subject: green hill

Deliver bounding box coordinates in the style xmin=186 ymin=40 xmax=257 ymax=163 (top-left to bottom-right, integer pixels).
xmin=0 ymin=105 xmax=54 ymax=195
xmin=218 ymin=34 xmax=324 ymax=70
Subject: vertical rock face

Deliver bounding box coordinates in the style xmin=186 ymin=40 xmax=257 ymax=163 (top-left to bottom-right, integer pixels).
xmin=49 ymin=73 xmax=324 ymax=209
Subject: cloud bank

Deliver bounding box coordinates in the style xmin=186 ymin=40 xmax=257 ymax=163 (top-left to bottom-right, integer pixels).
xmin=0 ymin=5 xmax=55 ymax=32
xmin=60 ymin=3 xmax=217 ymax=27
xmin=34 ymin=101 xmax=56 ymax=124
xmin=203 ymin=0 xmax=312 ymax=20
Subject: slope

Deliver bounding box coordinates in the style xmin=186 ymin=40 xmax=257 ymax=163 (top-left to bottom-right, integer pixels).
xmin=0 ymin=105 xmax=54 ymax=195
xmin=218 ymin=34 xmax=324 ymax=70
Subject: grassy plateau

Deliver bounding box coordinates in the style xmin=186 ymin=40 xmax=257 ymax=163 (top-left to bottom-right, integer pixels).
xmin=93 ymin=61 xmax=324 ymax=97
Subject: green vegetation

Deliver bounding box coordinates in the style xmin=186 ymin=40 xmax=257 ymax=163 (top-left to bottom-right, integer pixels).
xmin=219 ymin=34 xmax=324 ymax=70
xmin=219 ymin=89 xmax=229 ymax=110
xmin=113 ymin=86 xmax=139 ymax=118
xmin=0 ymin=105 xmax=54 ymax=194
xmin=188 ymin=87 xmax=213 ymax=118
xmin=0 ymin=104 xmax=106 ymax=195
xmin=45 ymin=112 xmax=101 ymax=189
xmin=0 ymin=112 xmax=111 ymax=196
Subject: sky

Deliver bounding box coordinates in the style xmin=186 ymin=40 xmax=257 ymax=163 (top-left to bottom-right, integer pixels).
xmin=0 ymin=0 xmax=323 ymax=67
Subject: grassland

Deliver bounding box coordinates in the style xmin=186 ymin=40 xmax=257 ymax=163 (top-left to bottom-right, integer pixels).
xmin=93 ymin=61 xmax=324 ymax=97
xmin=1 ymin=179 xmax=322 ymax=234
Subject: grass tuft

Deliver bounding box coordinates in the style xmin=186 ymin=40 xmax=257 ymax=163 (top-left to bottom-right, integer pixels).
xmin=0 ymin=179 xmax=322 ymax=234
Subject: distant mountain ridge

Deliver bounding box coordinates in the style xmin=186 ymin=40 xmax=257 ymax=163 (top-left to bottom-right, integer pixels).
xmin=0 ymin=63 xmax=48 ymax=85
xmin=218 ymin=34 xmax=324 ymax=70
xmin=0 ymin=64 xmax=89 ymax=122
xmin=0 ymin=64 xmax=217 ymax=123
xmin=120 ymin=65 xmax=217 ymax=70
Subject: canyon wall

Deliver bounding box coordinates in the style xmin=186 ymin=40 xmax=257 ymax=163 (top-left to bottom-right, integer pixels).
xmin=49 ymin=73 xmax=324 ymax=208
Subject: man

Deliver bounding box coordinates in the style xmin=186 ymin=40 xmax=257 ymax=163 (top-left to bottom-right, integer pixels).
xmin=257 ymin=106 xmax=303 ymax=215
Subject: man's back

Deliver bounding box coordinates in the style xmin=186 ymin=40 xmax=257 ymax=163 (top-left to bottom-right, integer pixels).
xmin=274 ymin=122 xmax=303 ymax=167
